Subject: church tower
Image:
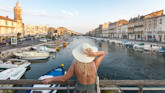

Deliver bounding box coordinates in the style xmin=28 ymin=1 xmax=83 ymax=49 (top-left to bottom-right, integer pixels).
xmin=14 ymin=1 xmax=22 ymax=22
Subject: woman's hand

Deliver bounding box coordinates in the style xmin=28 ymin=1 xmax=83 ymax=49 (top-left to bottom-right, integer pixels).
xmin=42 ymin=78 xmax=53 ymax=84
xmin=85 ymin=48 xmax=97 ymax=57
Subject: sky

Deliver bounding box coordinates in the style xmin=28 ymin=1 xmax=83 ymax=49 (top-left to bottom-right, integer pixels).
xmin=0 ymin=0 xmax=165 ymax=34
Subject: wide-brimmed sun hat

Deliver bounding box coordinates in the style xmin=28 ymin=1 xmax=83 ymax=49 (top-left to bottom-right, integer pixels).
xmin=72 ymin=43 xmax=98 ymax=63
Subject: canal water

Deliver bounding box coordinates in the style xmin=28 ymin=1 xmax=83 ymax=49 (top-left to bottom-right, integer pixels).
xmin=19 ymin=36 xmax=165 ymax=93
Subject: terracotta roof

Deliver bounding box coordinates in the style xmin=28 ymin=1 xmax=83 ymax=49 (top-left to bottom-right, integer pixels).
xmin=0 ymin=16 xmax=16 ymax=21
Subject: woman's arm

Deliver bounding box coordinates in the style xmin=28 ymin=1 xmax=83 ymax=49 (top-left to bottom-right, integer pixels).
xmin=42 ymin=63 xmax=75 ymax=84
xmin=93 ymin=51 xmax=105 ymax=69
xmin=85 ymin=48 xmax=105 ymax=69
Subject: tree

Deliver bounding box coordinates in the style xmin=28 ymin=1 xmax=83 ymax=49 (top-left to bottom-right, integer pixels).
xmin=17 ymin=33 xmax=21 ymax=39
xmin=52 ymin=36 xmax=55 ymax=41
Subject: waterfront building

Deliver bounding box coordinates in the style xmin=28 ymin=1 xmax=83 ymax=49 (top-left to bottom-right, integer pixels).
xmin=56 ymin=27 xmax=80 ymax=36
xmin=114 ymin=20 xmax=128 ymax=38
xmin=56 ymin=27 xmax=68 ymax=36
xmin=0 ymin=2 xmax=24 ymax=42
xmin=98 ymin=24 xmax=103 ymax=37
xmin=48 ymin=27 xmax=56 ymax=36
xmin=128 ymin=16 xmax=144 ymax=40
xmin=117 ymin=24 xmax=128 ymax=39
xmin=24 ymin=24 xmax=48 ymax=36
xmin=91 ymin=29 xmax=96 ymax=37
xmin=143 ymin=10 xmax=164 ymax=41
xmin=24 ymin=24 xmax=35 ymax=36
xmin=102 ymin=22 xmax=111 ymax=38
xmin=108 ymin=22 xmax=117 ymax=38
xmin=157 ymin=15 xmax=165 ymax=42
xmin=127 ymin=18 xmax=135 ymax=40
xmin=86 ymin=10 xmax=165 ymax=42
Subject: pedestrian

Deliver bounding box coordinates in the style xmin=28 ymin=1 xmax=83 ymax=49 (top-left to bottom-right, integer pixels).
xmin=42 ymin=43 xmax=105 ymax=93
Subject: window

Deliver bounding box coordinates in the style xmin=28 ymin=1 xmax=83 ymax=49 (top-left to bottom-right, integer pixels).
xmin=6 ymin=21 xmax=7 ymax=25
xmin=160 ymin=18 xmax=162 ymax=24
xmin=149 ymin=21 xmax=151 ymax=25
xmin=154 ymin=20 xmax=156 ymax=25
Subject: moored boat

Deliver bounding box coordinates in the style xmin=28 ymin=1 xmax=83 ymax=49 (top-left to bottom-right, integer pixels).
xmin=32 ymin=46 xmax=56 ymax=53
xmin=26 ymin=64 xmax=65 ymax=93
xmin=143 ymin=44 xmax=161 ymax=51
xmin=0 ymin=67 xmax=26 ymax=80
xmin=0 ymin=59 xmax=31 ymax=69
xmin=14 ymin=51 xmax=50 ymax=60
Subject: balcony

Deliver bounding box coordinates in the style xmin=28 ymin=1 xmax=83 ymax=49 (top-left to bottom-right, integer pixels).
xmin=128 ymin=26 xmax=134 ymax=29
xmin=0 ymin=24 xmax=15 ymax=28
xmin=108 ymin=28 xmax=115 ymax=30
xmin=134 ymin=24 xmax=143 ymax=27
xmin=157 ymin=31 xmax=165 ymax=34
xmin=127 ymin=31 xmax=134 ymax=34
xmin=134 ymin=31 xmax=143 ymax=34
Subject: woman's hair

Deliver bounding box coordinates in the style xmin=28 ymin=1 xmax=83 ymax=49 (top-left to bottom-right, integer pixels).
xmin=75 ymin=60 xmax=91 ymax=76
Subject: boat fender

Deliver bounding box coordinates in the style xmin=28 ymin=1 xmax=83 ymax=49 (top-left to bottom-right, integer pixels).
xmin=53 ymin=56 xmax=55 ymax=59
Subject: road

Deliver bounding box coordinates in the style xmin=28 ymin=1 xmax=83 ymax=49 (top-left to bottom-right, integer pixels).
xmin=0 ymin=38 xmax=44 ymax=52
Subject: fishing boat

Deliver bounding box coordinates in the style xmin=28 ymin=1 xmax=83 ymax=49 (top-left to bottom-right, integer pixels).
xmin=143 ymin=44 xmax=161 ymax=51
xmin=0 ymin=67 xmax=26 ymax=80
xmin=133 ymin=43 xmax=145 ymax=52
xmin=0 ymin=67 xmax=27 ymax=93
xmin=14 ymin=51 xmax=50 ymax=60
xmin=0 ymin=59 xmax=31 ymax=69
xmin=155 ymin=48 xmax=165 ymax=53
xmin=27 ymin=64 xmax=65 ymax=93
xmin=32 ymin=46 xmax=56 ymax=53
xmin=115 ymin=40 xmax=122 ymax=44
xmin=109 ymin=40 xmax=116 ymax=43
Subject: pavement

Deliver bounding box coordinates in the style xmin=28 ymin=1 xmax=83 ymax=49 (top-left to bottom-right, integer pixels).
xmin=0 ymin=38 xmax=44 ymax=52
xmin=95 ymin=37 xmax=165 ymax=46
xmin=112 ymin=38 xmax=165 ymax=46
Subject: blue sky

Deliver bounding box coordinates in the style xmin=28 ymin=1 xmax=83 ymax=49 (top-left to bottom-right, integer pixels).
xmin=0 ymin=0 xmax=165 ymax=34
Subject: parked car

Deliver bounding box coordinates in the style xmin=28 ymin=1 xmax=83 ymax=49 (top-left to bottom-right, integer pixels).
xmin=5 ymin=39 xmax=11 ymax=44
xmin=20 ymin=38 xmax=26 ymax=41
xmin=0 ymin=41 xmax=5 ymax=45
xmin=40 ymin=38 xmax=47 ymax=42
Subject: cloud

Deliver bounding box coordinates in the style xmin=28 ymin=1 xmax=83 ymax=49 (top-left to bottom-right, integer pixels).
xmin=22 ymin=9 xmax=71 ymax=19
xmin=0 ymin=5 xmax=13 ymax=13
xmin=0 ymin=5 xmax=75 ymax=19
xmin=61 ymin=10 xmax=74 ymax=16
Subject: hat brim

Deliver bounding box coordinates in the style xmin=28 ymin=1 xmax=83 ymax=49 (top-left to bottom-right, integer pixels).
xmin=72 ymin=45 xmax=98 ymax=63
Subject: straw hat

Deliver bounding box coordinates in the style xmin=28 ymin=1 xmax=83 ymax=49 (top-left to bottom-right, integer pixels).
xmin=72 ymin=43 xmax=98 ymax=63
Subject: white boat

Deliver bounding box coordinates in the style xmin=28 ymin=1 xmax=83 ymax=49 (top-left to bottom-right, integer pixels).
xmin=0 ymin=59 xmax=31 ymax=69
xmin=40 ymin=39 xmax=47 ymax=42
xmin=115 ymin=40 xmax=122 ymax=44
xmin=133 ymin=44 xmax=145 ymax=52
xmin=14 ymin=51 xmax=50 ymax=60
xmin=0 ymin=67 xmax=26 ymax=93
xmin=143 ymin=44 xmax=161 ymax=51
xmin=27 ymin=65 xmax=65 ymax=93
xmin=109 ymin=40 xmax=116 ymax=43
xmin=32 ymin=46 xmax=56 ymax=53
xmin=0 ymin=67 xmax=26 ymax=80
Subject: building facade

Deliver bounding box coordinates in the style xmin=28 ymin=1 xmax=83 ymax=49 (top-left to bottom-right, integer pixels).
xmin=157 ymin=15 xmax=165 ymax=42
xmin=102 ymin=22 xmax=111 ymax=38
xmin=24 ymin=24 xmax=48 ymax=36
xmin=117 ymin=24 xmax=128 ymax=39
xmin=0 ymin=2 xmax=24 ymax=42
